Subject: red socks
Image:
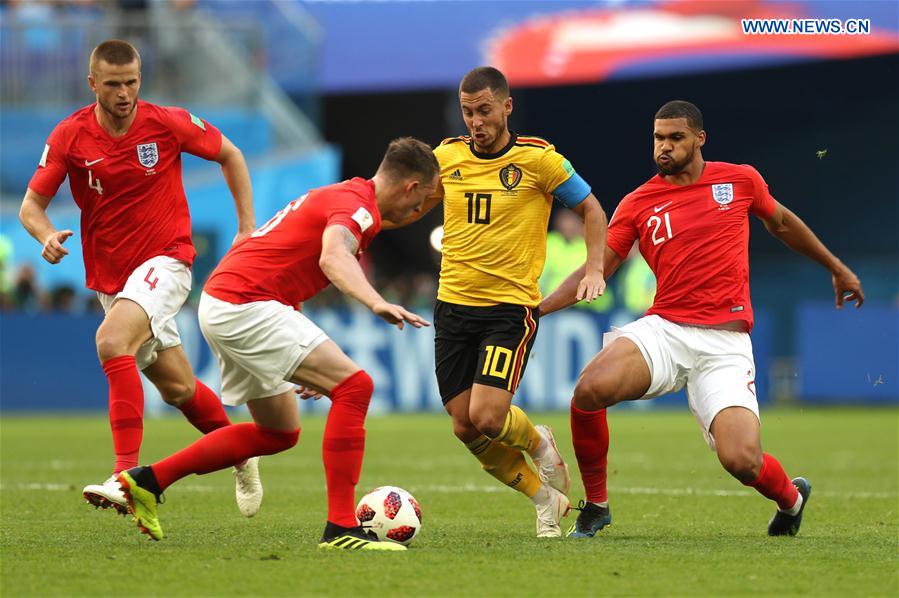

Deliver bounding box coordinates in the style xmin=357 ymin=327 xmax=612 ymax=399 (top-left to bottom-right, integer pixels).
xmin=571 ymin=404 xmax=609 ymax=503
xmin=151 ymin=423 xmax=299 ymax=491
xmin=571 ymin=401 xmax=795 ymax=511
xmin=103 ymin=357 xmax=232 ymax=474
xmin=323 ymin=370 xmax=373 ymax=528
xmin=177 ymin=379 xmax=232 ymax=434
xmin=103 ymin=356 xmax=144 ymax=474
xmin=140 ymin=367 xmax=374 ymax=527
xmin=745 ymin=452 xmax=799 ymax=510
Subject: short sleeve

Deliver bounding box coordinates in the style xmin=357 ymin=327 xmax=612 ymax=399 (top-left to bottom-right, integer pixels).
xmin=433 ymin=143 xmax=451 ymax=168
xmin=162 ymin=106 xmax=223 ymax=160
xmin=539 ymin=147 xmax=591 ymax=208
xmin=745 ymin=165 xmax=777 ymax=219
xmin=324 ymin=191 xmax=380 ymax=249
xmin=430 ymin=147 xmax=448 ymax=200
xmin=28 ymin=123 xmax=70 ymax=198
xmin=605 ymin=198 xmax=638 ymax=259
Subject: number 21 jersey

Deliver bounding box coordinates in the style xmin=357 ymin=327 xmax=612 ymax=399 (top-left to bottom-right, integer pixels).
xmin=606 ymin=162 xmax=777 ymax=331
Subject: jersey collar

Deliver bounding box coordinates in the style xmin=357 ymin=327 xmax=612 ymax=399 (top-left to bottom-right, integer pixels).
xmin=655 ymin=160 xmax=710 ymax=187
xmin=469 ymin=131 xmax=517 ymax=160
xmin=90 ymin=99 xmax=145 ymax=141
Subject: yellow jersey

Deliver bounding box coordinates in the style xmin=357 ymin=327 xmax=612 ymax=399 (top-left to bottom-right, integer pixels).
xmin=434 ymin=133 xmax=586 ymax=307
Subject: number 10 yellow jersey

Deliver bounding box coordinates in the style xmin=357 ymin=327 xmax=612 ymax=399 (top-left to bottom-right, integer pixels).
xmin=434 ymin=133 xmax=580 ymax=307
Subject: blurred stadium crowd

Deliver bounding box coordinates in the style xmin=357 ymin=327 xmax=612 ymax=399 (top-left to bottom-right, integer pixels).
xmin=0 ymin=215 xmax=657 ymax=317
xmin=1 ymin=0 xmax=196 ymax=22
xmin=0 ymin=0 xmax=895 ymax=409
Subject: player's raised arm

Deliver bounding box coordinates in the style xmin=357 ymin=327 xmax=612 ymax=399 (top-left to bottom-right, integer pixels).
xmin=570 ymin=193 xmax=608 ymax=302
xmin=319 ymin=224 xmax=430 ymax=329
xmin=19 ymin=188 xmax=74 ymax=265
xmin=761 ymin=201 xmax=864 ymax=308
xmin=539 ymin=246 xmax=623 ymax=316
xmin=214 ymin=134 xmax=256 ymax=243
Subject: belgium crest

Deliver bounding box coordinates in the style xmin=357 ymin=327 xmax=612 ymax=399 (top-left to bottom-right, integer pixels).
xmin=499 ymin=163 xmax=523 ymax=190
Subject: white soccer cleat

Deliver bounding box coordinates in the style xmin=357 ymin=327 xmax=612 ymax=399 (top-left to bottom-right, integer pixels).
xmin=234 ymin=456 xmax=263 ymax=517
xmin=83 ymin=475 xmax=128 ymax=515
xmin=533 ymin=484 xmax=570 ymax=538
xmin=533 ymin=425 xmax=571 ymax=496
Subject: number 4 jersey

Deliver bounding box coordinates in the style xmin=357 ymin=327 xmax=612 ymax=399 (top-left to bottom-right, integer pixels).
xmin=606 ymin=162 xmax=777 ymax=331
xmin=28 ymin=100 xmax=223 ymax=295
xmin=434 ymin=133 xmax=591 ymax=307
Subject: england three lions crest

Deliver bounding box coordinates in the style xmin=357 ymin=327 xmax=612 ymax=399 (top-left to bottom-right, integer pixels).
xmin=499 ymin=163 xmax=523 ymax=190
xmin=712 ymin=183 xmax=733 ymax=205
xmin=137 ymin=143 xmax=159 ymax=169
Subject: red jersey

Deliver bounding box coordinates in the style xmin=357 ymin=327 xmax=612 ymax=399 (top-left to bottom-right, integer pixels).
xmin=607 ymin=162 xmax=777 ymax=331
xmin=28 ymin=100 xmax=222 ymax=294
xmin=204 ymin=177 xmax=382 ymax=307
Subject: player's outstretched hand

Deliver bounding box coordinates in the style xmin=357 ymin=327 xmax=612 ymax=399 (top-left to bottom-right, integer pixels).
xmin=576 ymin=271 xmax=606 ymax=303
xmin=372 ymin=301 xmax=431 ymax=330
xmin=42 ymin=230 xmax=73 ymax=264
xmin=294 ymin=385 xmax=324 ymax=401
xmin=833 ymin=266 xmax=864 ymax=309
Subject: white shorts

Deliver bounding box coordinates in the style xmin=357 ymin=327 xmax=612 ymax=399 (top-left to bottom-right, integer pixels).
xmin=604 ymin=314 xmax=759 ymax=450
xmin=97 ymin=255 xmax=191 ymax=370
xmin=198 ymin=291 xmax=329 ymax=406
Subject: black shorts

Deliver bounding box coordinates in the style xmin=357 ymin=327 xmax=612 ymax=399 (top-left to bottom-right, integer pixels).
xmin=433 ymin=299 xmax=539 ymax=404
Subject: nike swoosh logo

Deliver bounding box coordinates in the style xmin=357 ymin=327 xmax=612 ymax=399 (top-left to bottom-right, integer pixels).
xmin=84 ymin=158 xmax=104 ymax=166
xmin=654 ymin=202 xmax=672 ymax=213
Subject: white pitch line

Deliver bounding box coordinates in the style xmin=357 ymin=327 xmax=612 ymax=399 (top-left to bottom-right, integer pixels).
xmin=624 ymin=486 xmax=897 ymax=499
xmin=409 ymin=484 xmax=897 ymax=500
xmin=3 ymin=483 xmax=895 ymax=500
xmin=3 ymin=483 xmax=75 ymax=491
xmin=0 ymin=483 xmax=215 ymax=493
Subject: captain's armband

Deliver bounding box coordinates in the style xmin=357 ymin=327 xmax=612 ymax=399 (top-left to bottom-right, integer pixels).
xmin=552 ymin=173 xmax=591 ymax=208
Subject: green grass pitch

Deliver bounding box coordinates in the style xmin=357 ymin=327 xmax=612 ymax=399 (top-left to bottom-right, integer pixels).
xmin=1 ymin=407 xmax=896 ymax=596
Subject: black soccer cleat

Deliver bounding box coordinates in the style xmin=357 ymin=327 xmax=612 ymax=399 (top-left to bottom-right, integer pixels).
xmin=566 ymin=500 xmax=612 ymax=538
xmin=768 ymin=477 xmax=811 ymax=536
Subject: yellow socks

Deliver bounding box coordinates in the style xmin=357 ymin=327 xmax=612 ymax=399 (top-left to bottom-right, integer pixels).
xmin=494 ymin=405 xmax=543 ymax=456
xmin=463 ymin=405 xmax=547 ymax=499
xmin=465 ymin=435 xmax=541 ymax=498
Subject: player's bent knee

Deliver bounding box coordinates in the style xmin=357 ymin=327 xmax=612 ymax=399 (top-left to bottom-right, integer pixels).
xmin=718 ymin=446 xmax=762 ymax=483
xmin=328 ymin=370 xmax=373 ymax=421
xmin=452 ymin=418 xmax=481 ymax=443
xmin=95 ymin=330 xmax=136 ymax=363
xmin=256 ymin=425 xmax=301 ymax=454
xmin=349 ymin=370 xmax=374 ymax=397
xmin=333 ymin=370 xmax=373 ymax=404
xmin=572 ymin=379 xmax=599 ymax=410
xmin=573 ymin=375 xmax=616 ymax=410
xmin=470 ymin=409 xmax=505 ymax=439
xmin=282 ymin=427 xmax=301 ymax=450
xmin=158 ymin=380 xmax=196 ymax=407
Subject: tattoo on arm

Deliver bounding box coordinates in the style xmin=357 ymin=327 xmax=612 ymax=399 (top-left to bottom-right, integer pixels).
xmin=339 ymin=226 xmax=360 ymax=255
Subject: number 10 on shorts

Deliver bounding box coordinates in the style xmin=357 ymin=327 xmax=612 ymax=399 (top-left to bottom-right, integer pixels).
xmin=482 ymin=345 xmax=513 ymax=379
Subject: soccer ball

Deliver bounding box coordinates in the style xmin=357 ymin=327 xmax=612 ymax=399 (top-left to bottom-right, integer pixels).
xmin=355 ymin=486 xmax=422 ymax=546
